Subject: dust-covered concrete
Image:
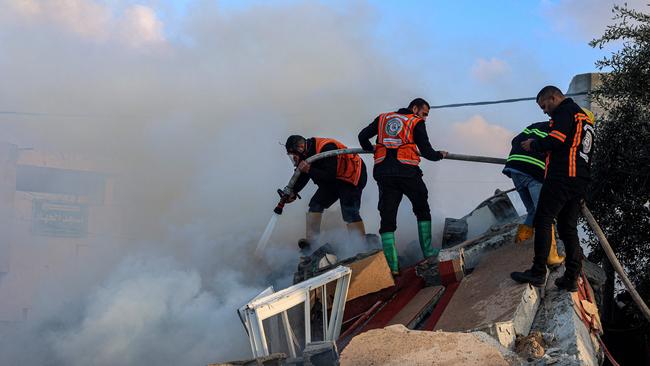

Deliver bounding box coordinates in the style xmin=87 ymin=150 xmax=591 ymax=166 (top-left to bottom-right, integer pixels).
xmin=340 ymin=325 xmax=514 ymax=366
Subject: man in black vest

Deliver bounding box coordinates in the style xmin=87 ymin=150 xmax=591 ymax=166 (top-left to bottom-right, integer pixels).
xmin=511 ymin=86 xmax=595 ymax=291
xmin=503 ymin=121 xmax=564 ymax=266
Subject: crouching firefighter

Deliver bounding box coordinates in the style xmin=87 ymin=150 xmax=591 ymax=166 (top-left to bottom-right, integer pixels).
xmin=358 ymin=98 xmax=447 ymax=275
xmin=284 ymin=135 xmax=367 ymax=250
xmin=502 ymin=121 xmax=565 ymax=267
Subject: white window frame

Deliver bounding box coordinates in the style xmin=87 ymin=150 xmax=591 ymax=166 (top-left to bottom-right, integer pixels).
xmin=238 ymin=266 xmax=351 ymax=358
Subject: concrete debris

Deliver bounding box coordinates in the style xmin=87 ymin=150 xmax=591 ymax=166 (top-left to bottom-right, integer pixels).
xmin=530 ymin=267 xmax=603 ymax=366
xmin=387 ymin=286 xmax=444 ymax=328
xmin=460 ymin=222 xmax=519 ymax=270
xmin=514 ymin=330 xmax=545 ymax=360
xmin=442 ymin=190 xmax=518 ymax=248
xmin=212 ymin=341 xmax=340 ymax=366
xmin=464 ymin=190 xmax=519 ymax=240
xmin=210 ymin=353 xmax=287 ymax=366
xmin=294 ymin=248 xmax=394 ymax=301
xmin=294 ymin=243 xmax=338 ymax=283
xmin=340 ymin=325 xmax=515 ymax=366
xmin=435 ymin=238 xmax=541 ymax=349
xmin=438 ymin=247 xmax=465 ymax=285
xmin=442 ymin=218 xmax=468 ymax=247
xmin=415 ymin=259 xmax=440 ymax=287
xmin=302 ymin=341 xmax=339 ymax=366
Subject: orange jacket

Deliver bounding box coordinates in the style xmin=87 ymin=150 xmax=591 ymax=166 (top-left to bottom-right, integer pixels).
xmin=374 ymin=112 xmax=422 ymax=166
xmin=314 ymin=138 xmax=363 ymax=186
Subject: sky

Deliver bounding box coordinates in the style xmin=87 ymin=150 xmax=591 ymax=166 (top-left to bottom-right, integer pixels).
xmin=0 ymin=0 xmax=648 ymax=365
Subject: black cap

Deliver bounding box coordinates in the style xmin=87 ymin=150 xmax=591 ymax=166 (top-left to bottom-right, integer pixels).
xmin=285 ymin=135 xmax=306 ymax=153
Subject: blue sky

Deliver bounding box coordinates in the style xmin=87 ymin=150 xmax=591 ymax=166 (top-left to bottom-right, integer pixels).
xmin=152 ymin=0 xmax=629 ymax=131
xmin=1 ymin=0 xmax=643 ymax=215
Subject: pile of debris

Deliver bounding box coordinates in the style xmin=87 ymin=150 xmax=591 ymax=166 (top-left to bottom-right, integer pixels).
xmin=340 ymin=325 xmax=518 ymax=365
xmin=214 ymin=190 xmax=607 ymax=366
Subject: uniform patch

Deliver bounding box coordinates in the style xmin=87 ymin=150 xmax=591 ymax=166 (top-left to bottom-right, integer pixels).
xmin=582 ymin=124 xmax=594 ymax=155
xmin=385 ymin=118 xmax=403 ymax=137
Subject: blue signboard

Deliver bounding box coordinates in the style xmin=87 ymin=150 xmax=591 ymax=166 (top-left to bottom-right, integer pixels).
xmin=32 ymin=200 xmax=88 ymax=237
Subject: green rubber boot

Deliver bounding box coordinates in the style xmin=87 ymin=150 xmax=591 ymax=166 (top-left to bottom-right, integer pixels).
xmin=380 ymin=232 xmax=399 ymax=275
xmin=418 ymin=221 xmax=438 ymax=258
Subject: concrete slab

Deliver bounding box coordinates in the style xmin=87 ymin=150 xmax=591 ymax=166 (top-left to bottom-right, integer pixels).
xmin=434 ymin=239 xmax=541 ymax=349
xmin=340 ymin=325 xmax=516 ymax=366
xmin=530 ymin=267 xmax=602 ymax=366
xmin=387 ymin=286 xmax=444 ymax=328
xmin=461 ymin=223 xmax=519 ymax=270
xmin=439 ymin=222 xmax=518 ymax=272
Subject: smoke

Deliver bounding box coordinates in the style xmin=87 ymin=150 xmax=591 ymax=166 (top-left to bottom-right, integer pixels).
xmin=540 ymin=0 xmax=650 ymax=41
xmin=0 ymin=1 xmax=517 ymax=364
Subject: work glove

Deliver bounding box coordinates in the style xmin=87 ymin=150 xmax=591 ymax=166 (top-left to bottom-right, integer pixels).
xmin=298 ymin=161 xmax=311 ymax=173
xmin=285 ymin=193 xmax=298 ymax=204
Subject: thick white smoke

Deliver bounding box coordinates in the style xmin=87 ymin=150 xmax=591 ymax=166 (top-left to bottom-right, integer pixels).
xmin=0 ymin=1 xmax=517 ymax=364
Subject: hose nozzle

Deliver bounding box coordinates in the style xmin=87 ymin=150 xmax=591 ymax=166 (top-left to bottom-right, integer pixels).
xmin=274 ymin=188 xmax=290 ymax=215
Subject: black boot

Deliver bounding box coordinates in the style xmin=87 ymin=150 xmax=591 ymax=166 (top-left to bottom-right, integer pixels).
xmin=510 ymin=269 xmax=546 ymax=287
xmin=298 ymin=238 xmax=312 ymax=250
xmin=554 ymin=276 xmax=578 ymax=292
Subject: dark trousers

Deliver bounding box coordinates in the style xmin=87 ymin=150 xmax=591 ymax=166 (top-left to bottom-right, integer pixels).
xmin=309 ymin=173 xmax=367 ymax=223
xmin=532 ymin=179 xmax=586 ymax=279
xmin=376 ymin=175 xmax=431 ymax=233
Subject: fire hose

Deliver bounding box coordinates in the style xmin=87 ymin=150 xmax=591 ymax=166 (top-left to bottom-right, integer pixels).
xmin=273 ymin=148 xmax=507 ymax=214
xmin=273 ymin=147 xmax=650 ymax=321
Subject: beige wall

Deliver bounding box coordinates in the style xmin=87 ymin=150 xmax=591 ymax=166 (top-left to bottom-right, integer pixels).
xmin=0 ymin=146 xmax=124 ymax=321
xmin=566 ymin=73 xmax=606 ymax=118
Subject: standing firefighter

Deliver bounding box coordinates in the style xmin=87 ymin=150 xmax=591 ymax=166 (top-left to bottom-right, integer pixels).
xmin=503 ymin=121 xmax=565 ymax=266
xmin=511 ymin=86 xmax=595 ymax=291
xmin=285 ymin=135 xmax=367 ymax=249
xmin=358 ymin=98 xmax=447 ymax=275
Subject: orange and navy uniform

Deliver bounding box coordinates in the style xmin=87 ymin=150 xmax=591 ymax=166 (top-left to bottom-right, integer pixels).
xmin=293 ymin=138 xmax=366 ymax=193
xmin=531 ymin=98 xmax=595 ymax=181
xmin=314 ymin=137 xmax=363 ymax=186
xmin=358 ymin=108 xmax=444 ymax=178
xmin=374 ymin=112 xmax=424 ymax=166
xmin=292 ymin=137 xmax=367 ymax=223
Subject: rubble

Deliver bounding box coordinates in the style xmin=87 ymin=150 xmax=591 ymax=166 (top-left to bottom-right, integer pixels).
xmin=435 ymin=238 xmax=541 ymax=349
xmin=294 ymin=249 xmax=394 ymax=301
xmin=228 ymin=186 xmax=607 ymax=366
xmin=442 ymin=190 xmax=519 ymax=247
xmin=387 ymin=286 xmax=444 ymax=328
xmin=529 ymin=267 xmax=603 ymax=366
xmin=514 ymin=331 xmax=545 ymax=360
xmin=339 ymin=325 xmax=514 ymax=366
xmin=210 ymin=353 xmax=287 ymax=366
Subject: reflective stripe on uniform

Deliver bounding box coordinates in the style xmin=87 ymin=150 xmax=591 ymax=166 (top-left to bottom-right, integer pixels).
xmin=523 ymin=128 xmax=549 ymax=138
xmin=398 ymin=158 xmax=420 ymax=165
xmin=569 ymin=120 xmax=583 ymax=177
xmin=507 ymin=154 xmax=546 ymax=170
xmin=549 ymin=130 xmax=567 ymax=142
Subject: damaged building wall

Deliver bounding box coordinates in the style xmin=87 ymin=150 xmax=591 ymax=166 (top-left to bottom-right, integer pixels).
xmin=0 ymin=144 xmax=124 ymax=322
xmin=0 ymin=142 xmax=18 ymax=276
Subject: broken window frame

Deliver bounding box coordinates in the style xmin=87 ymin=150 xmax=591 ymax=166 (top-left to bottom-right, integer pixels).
xmin=238 ymin=266 xmax=351 ymax=358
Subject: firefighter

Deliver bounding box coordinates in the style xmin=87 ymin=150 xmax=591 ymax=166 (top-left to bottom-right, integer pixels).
xmin=284 ymin=135 xmax=367 ymax=249
xmin=511 ymin=86 xmax=595 ymax=292
xmin=358 ymin=98 xmax=447 ymax=275
xmin=503 ymin=121 xmax=565 ymax=267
